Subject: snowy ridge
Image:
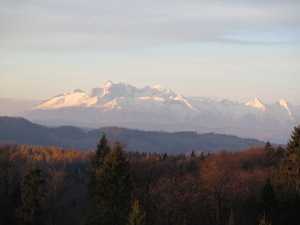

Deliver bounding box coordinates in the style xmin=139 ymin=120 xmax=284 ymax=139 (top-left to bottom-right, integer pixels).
xmin=246 ymin=98 xmax=266 ymax=111
xmin=25 ymin=81 xmax=300 ymax=128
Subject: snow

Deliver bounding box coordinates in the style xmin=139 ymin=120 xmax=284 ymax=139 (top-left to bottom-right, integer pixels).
xmin=246 ymin=98 xmax=266 ymax=111
xmin=101 ymin=80 xmax=114 ymax=89
xmin=32 ymin=91 xmax=86 ymax=109
xmin=278 ymin=99 xmax=289 ymax=110
xmin=28 ymin=81 xmax=300 ymax=126
xmin=151 ymin=85 xmax=164 ymax=91
xmin=64 ymin=89 xmax=85 ymax=95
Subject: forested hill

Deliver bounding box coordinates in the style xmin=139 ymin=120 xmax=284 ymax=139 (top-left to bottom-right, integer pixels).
xmin=0 ymin=116 xmax=267 ymax=154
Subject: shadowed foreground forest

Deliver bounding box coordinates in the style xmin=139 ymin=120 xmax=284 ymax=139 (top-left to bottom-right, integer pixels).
xmin=0 ymin=126 xmax=300 ymax=225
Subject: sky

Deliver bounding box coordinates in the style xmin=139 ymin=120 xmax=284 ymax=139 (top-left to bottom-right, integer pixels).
xmin=1 ymin=0 xmax=300 ymax=106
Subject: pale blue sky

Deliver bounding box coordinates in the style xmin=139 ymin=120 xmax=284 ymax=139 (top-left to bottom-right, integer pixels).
xmin=1 ymin=0 xmax=300 ymax=105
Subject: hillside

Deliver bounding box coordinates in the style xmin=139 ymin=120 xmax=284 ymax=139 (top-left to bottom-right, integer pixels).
xmin=0 ymin=116 xmax=268 ymax=153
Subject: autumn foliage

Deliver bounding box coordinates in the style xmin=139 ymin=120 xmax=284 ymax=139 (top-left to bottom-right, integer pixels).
xmin=1 ymin=126 xmax=300 ymax=225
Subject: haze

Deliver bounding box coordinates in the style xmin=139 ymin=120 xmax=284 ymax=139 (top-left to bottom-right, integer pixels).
xmin=1 ymin=0 xmax=300 ymax=107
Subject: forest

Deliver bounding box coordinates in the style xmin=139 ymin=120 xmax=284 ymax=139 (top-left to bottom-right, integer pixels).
xmin=0 ymin=126 xmax=300 ymax=225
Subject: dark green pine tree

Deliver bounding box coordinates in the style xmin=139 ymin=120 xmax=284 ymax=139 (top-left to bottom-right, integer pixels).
xmin=94 ymin=141 xmax=133 ymax=225
xmin=263 ymin=141 xmax=275 ymax=167
xmin=286 ymin=126 xmax=300 ymax=154
xmin=88 ymin=133 xmax=111 ymax=200
xmin=162 ymin=152 xmax=168 ymax=161
xmin=277 ymin=125 xmax=300 ymax=224
xmin=93 ymin=133 xmax=111 ymax=168
xmin=199 ymin=152 xmax=205 ymax=160
xmin=257 ymin=179 xmax=278 ymax=224
xmin=274 ymin=146 xmax=284 ymax=167
xmin=190 ymin=150 xmax=196 ymax=158
xmin=127 ymin=200 xmax=146 ymax=225
xmin=16 ymin=165 xmax=46 ymax=225
xmin=275 ymin=146 xmax=284 ymax=157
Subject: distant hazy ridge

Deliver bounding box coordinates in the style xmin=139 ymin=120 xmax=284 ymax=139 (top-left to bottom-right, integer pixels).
xmin=0 ymin=116 xmax=268 ymax=154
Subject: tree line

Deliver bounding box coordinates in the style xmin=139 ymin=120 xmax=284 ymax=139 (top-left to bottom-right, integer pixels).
xmin=0 ymin=126 xmax=300 ymax=225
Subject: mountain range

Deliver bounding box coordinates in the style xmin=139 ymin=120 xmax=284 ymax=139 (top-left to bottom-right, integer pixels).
xmin=0 ymin=116 xmax=268 ymax=154
xmin=19 ymin=81 xmax=300 ymax=144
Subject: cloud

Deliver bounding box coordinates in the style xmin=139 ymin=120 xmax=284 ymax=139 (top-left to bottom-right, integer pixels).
xmin=1 ymin=0 xmax=300 ymax=52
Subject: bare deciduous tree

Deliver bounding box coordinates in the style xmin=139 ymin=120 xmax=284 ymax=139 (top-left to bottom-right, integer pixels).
xmin=45 ymin=164 xmax=71 ymax=225
xmin=0 ymin=143 xmax=27 ymax=224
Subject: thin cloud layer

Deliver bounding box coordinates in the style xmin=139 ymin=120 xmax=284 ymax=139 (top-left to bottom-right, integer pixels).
xmin=1 ymin=0 xmax=300 ymax=52
xmin=1 ymin=0 xmax=299 ymax=105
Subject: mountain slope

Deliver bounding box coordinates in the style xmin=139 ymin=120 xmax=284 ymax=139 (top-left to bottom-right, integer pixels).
xmin=19 ymin=81 xmax=300 ymax=144
xmin=0 ymin=116 xmax=269 ymax=153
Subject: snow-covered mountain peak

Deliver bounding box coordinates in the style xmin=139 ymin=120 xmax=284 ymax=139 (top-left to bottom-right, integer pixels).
xmin=174 ymin=94 xmax=186 ymax=100
xmin=24 ymin=81 xmax=300 ymax=130
xmin=138 ymin=85 xmax=177 ymax=98
xmin=275 ymin=99 xmax=295 ymax=119
xmin=220 ymin=99 xmax=239 ymax=106
xmin=277 ymin=99 xmax=289 ymax=110
xmin=151 ymin=84 xmax=164 ymax=91
xmin=32 ymin=88 xmax=86 ymax=109
xmin=101 ymin=80 xmax=114 ymax=89
xmin=94 ymin=81 xmax=137 ymax=100
xmin=102 ymin=81 xmax=136 ymax=92
xmin=64 ymin=89 xmax=85 ymax=96
xmin=246 ymin=98 xmax=266 ymax=111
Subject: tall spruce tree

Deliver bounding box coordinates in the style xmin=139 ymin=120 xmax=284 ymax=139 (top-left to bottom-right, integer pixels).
xmin=87 ymin=133 xmax=110 ymax=200
xmin=277 ymin=125 xmax=300 ymax=224
xmin=257 ymin=179 xmax=278 ymax=224
xmin=99 ymin=142 xmax=132 ymax=225
xmin=16 ymin=165 xmax=46 ymax=225
xmin=190 ymin=150 xmax=196 ymax=158
xmin=0 ymin=143 xmax=27 ymax=225
xmin=263 ymin=141 xmax=275 ymax=167
xmin=199 ymin=152 xmax=205 ymax=160
xmin=88 ymin=141 xmax=132 ymax=225
xmin=274 ymin=146 xmax=284 ymax=167
xmin=93 ymin=133 xmax=111 ymax=168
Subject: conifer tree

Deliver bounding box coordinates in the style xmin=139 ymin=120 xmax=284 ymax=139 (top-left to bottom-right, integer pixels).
xmin=93 ymin=141 xmax=133 ymax=225
xmin=128 ymin=200 xmax=146 ymax=225
xmin=274 ymin=146 xmax=284 ymax=167
xmin=278 ymin=126 xmax=300 ymax=195
xmin=87 ymin=133 xmax=110 ymax=200
xmin=199 ymin=152 xmax=205 ymax=160
xmin=263 ymin=141 xmax=275 ymax=166
xmin=190 ymin=150 xmax=196 ymax=158
xmin=257 ymin=179 xmax=278 ymax=224
xmin=0 ymin=143 xmax=26 ymax=225
xmin=277 ymin=126 xmax=300 ymax=224
xmin=93 ymin=133 xmax=111 ymax=168
xmin=162 ymin=152 xmax=168 ymax=161
xmin=16 ymin=165 xmax=46 ymax=225
xmin=275 ymin=146 xmax=284 ymax=157
xmin=286 ymin=126 xmax=300 ymax=154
